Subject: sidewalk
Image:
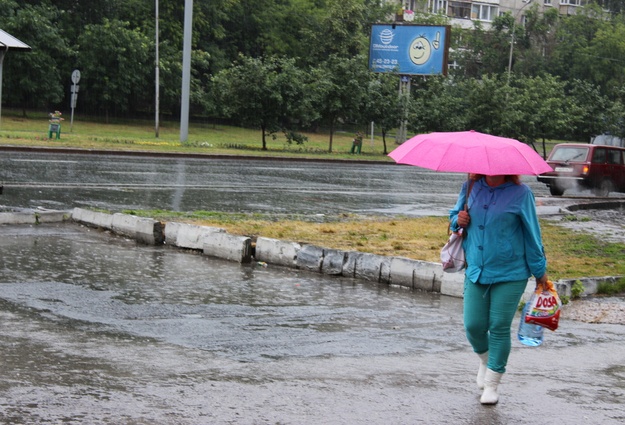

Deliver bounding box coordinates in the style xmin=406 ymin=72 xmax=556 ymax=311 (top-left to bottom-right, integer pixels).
xmin=0 ymin=222 xmax=623 ymax=424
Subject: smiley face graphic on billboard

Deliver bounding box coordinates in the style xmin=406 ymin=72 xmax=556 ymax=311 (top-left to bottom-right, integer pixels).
xmin=409 ymin=31 xmax=441 ymax=66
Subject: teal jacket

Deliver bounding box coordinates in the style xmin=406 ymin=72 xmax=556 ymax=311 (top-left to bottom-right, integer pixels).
xmin=449 ymin=178 xmax=547 ymax=284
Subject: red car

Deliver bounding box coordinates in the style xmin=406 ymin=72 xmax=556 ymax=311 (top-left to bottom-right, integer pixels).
xmin=537 ymin=143 xmax=625 ymax=196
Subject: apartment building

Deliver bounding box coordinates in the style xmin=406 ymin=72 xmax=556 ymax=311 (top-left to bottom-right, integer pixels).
xmin=397 ymin=0 xmax=587 ymax=29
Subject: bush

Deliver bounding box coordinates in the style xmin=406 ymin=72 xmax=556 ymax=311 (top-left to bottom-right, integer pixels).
xmin=571 ymin=280 xmax=585 ymax=299
xmin=597 ymin=277 xmax=625 ymax=296
xmin=283 ymin=131 xmax=308 ymax=145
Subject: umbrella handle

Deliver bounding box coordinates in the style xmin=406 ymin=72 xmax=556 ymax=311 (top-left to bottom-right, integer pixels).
xmin=464 ymin=178 xmax=476 ymax=212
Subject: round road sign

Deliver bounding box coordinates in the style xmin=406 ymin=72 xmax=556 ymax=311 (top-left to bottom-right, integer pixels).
xmin=71 ymin=69 xmax=81 ymax=84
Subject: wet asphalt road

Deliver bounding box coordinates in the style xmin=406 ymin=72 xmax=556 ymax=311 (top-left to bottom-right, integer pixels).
xmin=0 ymin=151 xmax=624 ymax=424
xmin=0 ymin=150 xmax=551 ymax=216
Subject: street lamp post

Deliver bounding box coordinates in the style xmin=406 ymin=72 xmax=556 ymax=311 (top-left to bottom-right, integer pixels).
xmin=180 ymin=0 xmax=193 ymax=143
xmin=507 ymin=0 xmax=533 ymax=83
xmin=155 ymin=0 xmax=160 ymax=138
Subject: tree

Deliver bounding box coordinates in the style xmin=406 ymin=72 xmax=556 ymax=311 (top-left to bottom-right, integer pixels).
xmin=302 ymin=0 xmax=369 ymax=64
xmin=566 ymin=78 xmax=610 ymax=142
xmin=408 ymin=74 xmax=572 ymax=158
xmin=511 ymin=74 xmax=572 ymax=157
xmin=211 ymin=55 xmax=311 ymax=150
xmin=584 ymin=17 xmax=625 ymax=94
xmin=452 ymin=74 xmax=571 ymax=157
xmin=516 ymin=6 xmax=560 ymax=76
xmin=0 ymin=1 xmax=72 ymax=115
xmin=460 ymin=74 xmax=514 ymax=136
xmin=362 ymin=73 xmax=404 ymax=154
xmin=408 ymin=76 xmax=469 ymax=135
xmin=309 ymin=54 xmax=370 ymax=152
xmin=76 ymin=19 xmax=151 ymax=120
xmin=550 ymin=4 xmax=607 ymax=88
xmin=458 ymin=14 xmax=517 ymax=77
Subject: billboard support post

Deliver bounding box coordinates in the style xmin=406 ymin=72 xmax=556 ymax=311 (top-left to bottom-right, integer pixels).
xmin=397 ymin=75 xmax=411 ymax=144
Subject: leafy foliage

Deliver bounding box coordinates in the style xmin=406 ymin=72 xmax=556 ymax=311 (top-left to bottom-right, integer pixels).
xmin=3 ymin=0 xmax=625 ymax=144
xmin=76 ymin=19 xmax=151 ymax=120
xmin=211 ymin=55 xmax=311 ymax=149
xmin=1 ymin=1 xmax=71 ymax=114
xmin=363 ymin=73 xmax=405 ymax=154
xmin=308 ymin=54 xmax=371 ymax=152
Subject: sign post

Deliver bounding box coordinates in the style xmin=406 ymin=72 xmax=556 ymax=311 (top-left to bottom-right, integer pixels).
xmin=70 ymin=69 xmax=80 ymax=132
xmin=397 ymin=75 xmax=411 ymax=144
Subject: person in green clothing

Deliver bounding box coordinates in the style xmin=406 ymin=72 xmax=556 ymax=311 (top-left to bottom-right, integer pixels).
xmin=449 ymin=174 xmax=549 ymax=405
xmin=350 ymin=132 xmax=363 ymax=154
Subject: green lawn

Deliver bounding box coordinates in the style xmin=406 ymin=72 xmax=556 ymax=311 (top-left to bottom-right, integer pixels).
xmin=0 ymin=110 xmax=398 ymax=160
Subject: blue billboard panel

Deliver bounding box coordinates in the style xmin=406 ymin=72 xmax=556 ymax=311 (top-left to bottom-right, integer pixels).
xmin=369 ymin=24 xmax=450 ymax=76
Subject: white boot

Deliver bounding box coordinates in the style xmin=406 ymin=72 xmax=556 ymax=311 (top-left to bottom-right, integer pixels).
xmin=476 ymin=352 xmax=489 ymax=390
xmin=480 ymin=369 xmax=503 ymax=405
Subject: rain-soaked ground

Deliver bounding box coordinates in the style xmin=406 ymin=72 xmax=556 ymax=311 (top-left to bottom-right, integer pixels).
xmin=1 ymin=150 xmax=625 ymax=423
xmin=0 ymin=150 xmax=549 ymax=216
xmin=1 ymin=223 xmax=625 ymax=424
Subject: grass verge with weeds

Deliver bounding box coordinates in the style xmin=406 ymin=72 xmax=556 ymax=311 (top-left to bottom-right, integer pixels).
xmin=597 ymin=277 xmax=625 ymax=296
xmin=125 ymin=209 xmax=625 ymax=283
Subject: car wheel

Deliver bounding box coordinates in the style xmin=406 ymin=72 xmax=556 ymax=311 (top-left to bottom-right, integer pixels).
xmin=593 ymin=180 xmax=614 ymax=197
xmin=549 ymin=185 xmax=564 ymax=196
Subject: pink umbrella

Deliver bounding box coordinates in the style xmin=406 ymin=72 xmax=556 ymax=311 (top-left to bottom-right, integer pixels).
xmin=388 ymin=130 xmax=552 ymax=176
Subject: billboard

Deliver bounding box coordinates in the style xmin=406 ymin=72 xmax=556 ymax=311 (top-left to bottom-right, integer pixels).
xmin=369 ymin=24 xmax=450 ymax=76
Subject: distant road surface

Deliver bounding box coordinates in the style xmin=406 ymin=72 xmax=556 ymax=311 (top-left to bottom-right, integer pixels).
xmin=0 ymin=150 xmax=551 ymax=216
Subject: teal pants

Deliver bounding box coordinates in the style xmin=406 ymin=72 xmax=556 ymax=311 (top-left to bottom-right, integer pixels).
xmin=463 ymin=277 xmax=527 ymax=374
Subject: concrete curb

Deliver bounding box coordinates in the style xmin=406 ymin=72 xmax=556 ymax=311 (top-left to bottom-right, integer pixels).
xmin=203 ymin=232 xmax=253 ymax=263
xmin=1 ymin=208 xmax=621 ymax=299
xmin=164 ymin=221 xmax=225 ymax=250
xmin=0 ymin=210 xmax=71 ymax=225
xmin=72 ymin=208 xmax=114 ymax=228
xmin=255 ymin=237 xmax=300 ymax=267
xmin=71 ymin=208 xmax=165 ymax=245
xmin=111 ymin=213 xmax=164 ymax=245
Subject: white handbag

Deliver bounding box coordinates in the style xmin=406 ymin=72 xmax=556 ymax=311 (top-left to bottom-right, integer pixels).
xmin=441 ymin=178 xmax=475 ymax=273
xmin=440 ymin=228 xmax=465 ymax=273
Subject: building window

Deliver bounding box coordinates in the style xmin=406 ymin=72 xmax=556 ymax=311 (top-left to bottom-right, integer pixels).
xmin=429 ymin=0 xmax=449 ymax=14
xmin=544 ymin=0 xmax=552 ymax=5
xmin=448 ymin=60 xmax=461 ymax=71
xmin=471 ymin=4 xmax=499 ymax=21
xmin=560 ymin=0 xmax=583 ymax=5
xmin=404 ymin=0 xmax=418 ymax=11
xmin=449 ymin=1 xmax=472 ymax=19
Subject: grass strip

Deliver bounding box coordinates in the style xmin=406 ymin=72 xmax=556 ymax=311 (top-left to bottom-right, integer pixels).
xmin=125 ymin=209 xmax=625 ymax=282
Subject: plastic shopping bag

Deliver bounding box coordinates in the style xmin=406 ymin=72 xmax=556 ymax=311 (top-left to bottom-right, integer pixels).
xmin=440 ymin=229 xmax=465 ymax=273
xmin=524 ymin=280 xmax=562 ymax=331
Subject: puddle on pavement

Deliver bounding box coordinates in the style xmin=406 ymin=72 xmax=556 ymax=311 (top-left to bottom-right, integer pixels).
xmin=0 ymin=223 xmax=467 ymax=362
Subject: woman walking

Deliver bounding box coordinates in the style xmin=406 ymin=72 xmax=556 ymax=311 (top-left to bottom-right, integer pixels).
xmin=449 ymin=174 xmax=548 ymax=405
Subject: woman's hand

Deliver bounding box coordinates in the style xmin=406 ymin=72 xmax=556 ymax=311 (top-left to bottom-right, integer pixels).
xmin=536 ymin=274 xmax=549 ymax=286
xmin=457 ymin=210 xmax=471 ymax=228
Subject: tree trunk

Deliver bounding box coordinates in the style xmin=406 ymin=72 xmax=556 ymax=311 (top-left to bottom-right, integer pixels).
xmin=382 ymin=129 xmax=388 ymax=155
xmin=328 ymin=120 xmax=334 ymax=153
xmin=261 ymin=125 xmax=267 ymax=150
